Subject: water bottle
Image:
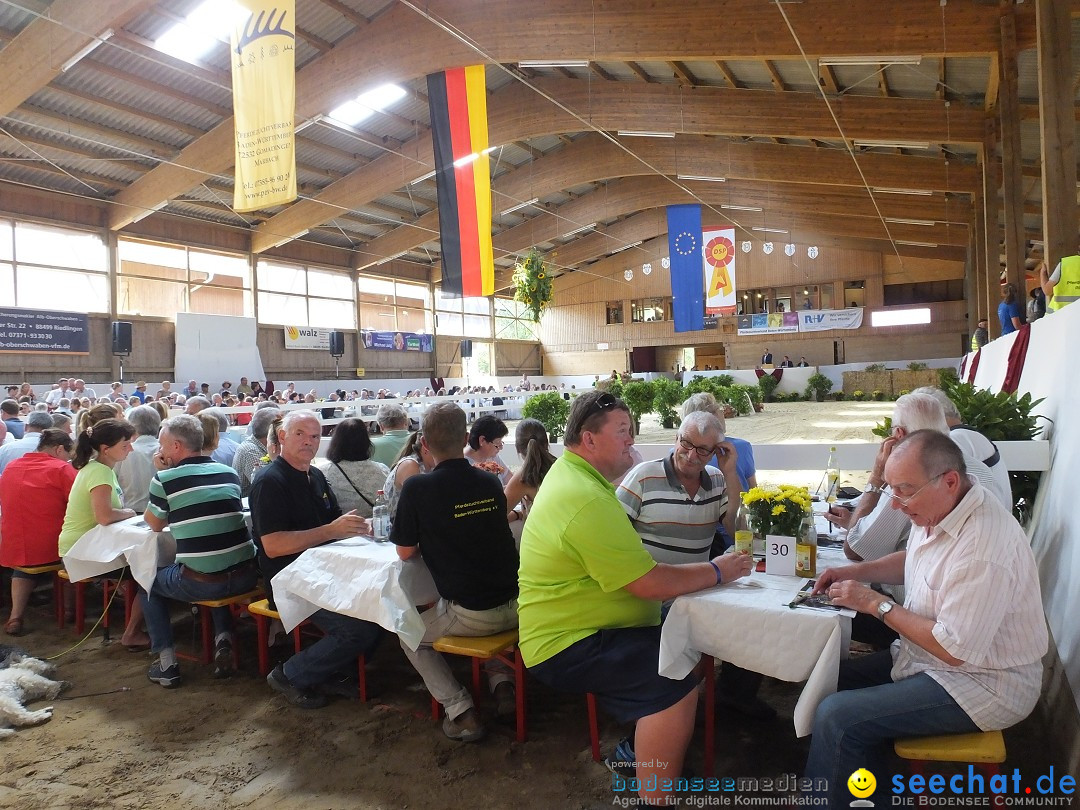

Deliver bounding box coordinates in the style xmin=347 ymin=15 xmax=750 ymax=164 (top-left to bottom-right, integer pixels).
xmin=824 ymin=446 xmax=840 ymax=504
xmin=372 ymin=490 xmax=390 ymax=542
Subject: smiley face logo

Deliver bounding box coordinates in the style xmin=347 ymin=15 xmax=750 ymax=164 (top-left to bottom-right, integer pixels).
xmin=847 ymin=768 xmax=876 ymax=798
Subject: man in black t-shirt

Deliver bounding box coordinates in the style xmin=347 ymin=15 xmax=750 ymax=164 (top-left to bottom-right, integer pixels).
xmin=250 ymin=410 xmax=382 ymax=709
xmin=393 ymin=402 xmax=519 ymax=743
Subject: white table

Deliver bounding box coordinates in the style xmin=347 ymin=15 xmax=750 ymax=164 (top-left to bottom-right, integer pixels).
xmin=62 ymin=516 xmax=176 ymax=593
xmin=271 ymin=536 xmax=439 ymax=651
xmin=659 ymin=547 xmax=852 ymax=739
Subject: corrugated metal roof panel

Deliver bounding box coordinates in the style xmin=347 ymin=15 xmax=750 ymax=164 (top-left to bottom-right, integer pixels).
xmin=720 ymin=60 xmax=774 ymax=91
xmin=56 ymin=71 xmax=224 ymax=132
xmin=0 ymin=3 xmax=38 ymax=35
xmin=24 ymin=89 xmax=191 ymax=152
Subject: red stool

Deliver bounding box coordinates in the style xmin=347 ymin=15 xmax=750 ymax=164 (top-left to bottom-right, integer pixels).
xmin=180 ymin=588 xmax=265 ymax=669
xmin=57 ymin=569 xmax=136 ymax=635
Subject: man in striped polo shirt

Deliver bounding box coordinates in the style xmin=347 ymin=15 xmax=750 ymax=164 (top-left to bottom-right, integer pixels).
xmin=141 ymin=414 xmax=258 ymax=688
xmin=807 ymin=430 xmax=1047 ymax=807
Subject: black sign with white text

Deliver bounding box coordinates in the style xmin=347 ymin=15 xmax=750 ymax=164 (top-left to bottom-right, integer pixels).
xmin=0 ymin=307 xmax=90 ymax=354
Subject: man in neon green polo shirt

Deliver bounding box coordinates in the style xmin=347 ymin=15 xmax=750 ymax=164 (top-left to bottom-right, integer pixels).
xmin=519 ymin=390 xmax=753 ymax=808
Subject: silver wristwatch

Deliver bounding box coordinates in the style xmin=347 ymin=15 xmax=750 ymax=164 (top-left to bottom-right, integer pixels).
xmin=876 ymin=600 xmax=895 ymax=620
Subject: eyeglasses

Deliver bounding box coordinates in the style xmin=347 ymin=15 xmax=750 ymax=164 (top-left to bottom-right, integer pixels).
xmin=677 ymin=435 xmax=716 ymax=458
xmin=870 ymin=473 xmax=945 ymax=507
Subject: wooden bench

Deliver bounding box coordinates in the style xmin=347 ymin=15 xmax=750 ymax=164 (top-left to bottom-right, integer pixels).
xmin=431 ymin=629 xmax=526 ymax=742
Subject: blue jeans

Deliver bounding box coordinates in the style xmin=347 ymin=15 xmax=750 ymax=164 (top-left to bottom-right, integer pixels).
xmin=805 ymin=651 xmax=979 ymax=807
xmin=283 ymin=609 xmax=383 ymax=689
xmin=140 ymin=563 xmax=259 ymax=655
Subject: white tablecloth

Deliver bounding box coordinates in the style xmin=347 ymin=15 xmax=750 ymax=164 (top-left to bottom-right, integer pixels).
xmin=271 ymin=537 xmax=439 ymax=651
xmin=659 ymin=549 xmax=852 ymax=737
xmin=62 ymin=517 xmax=176 ymax=593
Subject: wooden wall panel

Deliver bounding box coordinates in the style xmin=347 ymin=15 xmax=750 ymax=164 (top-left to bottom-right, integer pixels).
xmin=495 ymin=342 xmax=542 ymax=376
xmin=544 ymin=349 xmax=628 ymax=376
xmin=882 ymin=255 xmax=966 ymax=285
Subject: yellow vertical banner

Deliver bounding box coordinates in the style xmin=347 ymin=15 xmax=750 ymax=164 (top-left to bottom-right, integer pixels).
xmin=230 ymin=1 xmax=296 ymax=212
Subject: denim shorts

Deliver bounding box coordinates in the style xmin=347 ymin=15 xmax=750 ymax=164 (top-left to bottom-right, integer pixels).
xmin=528 ymin=625 xmax=699 ymax=724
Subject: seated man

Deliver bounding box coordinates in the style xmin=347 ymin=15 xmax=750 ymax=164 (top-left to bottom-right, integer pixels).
xmin=392 ymin=403 xmax=519 ymax=742
xmin=251 ymin=410 xmax=381 ymax=709
xmin=141 ymin=415 xmax=259 ymax=687
xmin=231 ymin=405 xmax=281 ymax=496
xmin=807 ymin=430 xmax=1046 ymax=808
xmin=519 ymin=391 xmax=753 ymax=808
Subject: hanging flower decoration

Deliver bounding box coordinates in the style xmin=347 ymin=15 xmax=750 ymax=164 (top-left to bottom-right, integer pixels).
xmin=512 ymin=248 xmax=553 ymax=322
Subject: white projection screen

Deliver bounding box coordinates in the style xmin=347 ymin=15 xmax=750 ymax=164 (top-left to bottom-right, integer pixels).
xmin=174 ymin=313 xmax=265 ymax=387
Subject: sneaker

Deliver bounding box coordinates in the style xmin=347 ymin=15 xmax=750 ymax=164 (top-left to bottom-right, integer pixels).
xmin=147 ymin=661 xmax=182 ymax=688
xmin=493 ymin=681 xmax=516 ymax=722
xmin=442 ymin=707 xmax=485 ymax=742
xmin=266 ymin=664 xmax=327 ymax=709
xmin=314 ymin=674 xmax=360 ymax=700
xmin=213 ymin=637 xmax=233 ymax=679
xmin=604 ymin=736 xmax=636 ymax=774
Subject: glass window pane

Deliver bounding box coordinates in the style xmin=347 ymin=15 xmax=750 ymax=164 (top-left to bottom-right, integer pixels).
xmin=495 ymin=317 xmax=538 ymax=340
xmin=436 ymin=311 xmax=463 ymax=334
xmin=190 ymin=250 xmax=249 ymax=286
xmin=397 ymin=306 xmax=430 ymax=334
xmin=309 ymin=297 xmax=356 ymax=329
xmin=258 ymin=291 xmax=307 ymax=325
xmin=0 ymin=263 xmax=13 ymax=305
xmin=0 ymin=221 xmax=15 ymax=262
xmin=257 ymin=261 xmax=306 ymax=294
xmin=15 ymin=223 xmax=107 ymax=271
xmin=463 ymin=313 xmax=490 ymax=338
xmin=462 ymin=296 xmax=490 ymax=316
xmin=118 ymin=239 xmax=187 ymax=272
xmin=396 ymin=281 xmax=429 ymax=308
xmin=123 ymin=259 xmax=187 ymax=282
xmin=308 ymin=268 xmax=353 ymax=299
xmin=435 ymin=287 xmax=463 ymax=312
xmin=358 ymin=275 xmax=395 ymax=299
xmin=118 ymin=277 xmax=186 ymax=316
xmin=17 ymin=267 xmax=108 ymax=312
xmin=191 ymin=286 xmax=250 ymax=317
xmin=467 ymin=341 xmax=492 ymax=376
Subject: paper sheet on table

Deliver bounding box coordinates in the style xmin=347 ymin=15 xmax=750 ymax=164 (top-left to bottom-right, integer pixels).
xmin=273 ymin=538 xmax=439 ymax=651
xmin=62 ymin=519 xmax=175 ymax=593
xmin=658 ymin=573 xmax=847 ymax=737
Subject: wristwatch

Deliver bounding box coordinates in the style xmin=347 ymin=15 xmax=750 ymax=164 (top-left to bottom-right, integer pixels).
xmin=876 ymin=600 xmax=895 ymax=620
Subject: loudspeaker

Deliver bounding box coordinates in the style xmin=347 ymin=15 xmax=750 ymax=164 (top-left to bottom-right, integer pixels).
xmin=328 ymin=330 xmax=345 ymax=357
xmin=111 ymin=321 xmax=132 ymax=355
xmin=460 ymin=339 xmax=473 ymax=359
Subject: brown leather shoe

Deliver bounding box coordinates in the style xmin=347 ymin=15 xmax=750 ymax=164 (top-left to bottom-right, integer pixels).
xmin=442 ymin=707 xmax=485 ymax=742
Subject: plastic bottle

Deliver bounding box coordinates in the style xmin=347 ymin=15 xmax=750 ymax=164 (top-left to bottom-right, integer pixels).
xmin=824 ymin=446 xmax=840 ymax=504
xmin=372 ymin=490 xmax=390 ymax=542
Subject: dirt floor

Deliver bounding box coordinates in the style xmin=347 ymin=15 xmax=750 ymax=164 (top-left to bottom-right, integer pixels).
xmin=0 ymin=401 xmax=1067 ymax=809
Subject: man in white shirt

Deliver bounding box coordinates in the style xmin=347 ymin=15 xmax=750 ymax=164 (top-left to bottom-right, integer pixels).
xmin=806 ymin=430 xmax=1046 ymax=808
xmin=44 ymin=378 xmax=70 ymax=406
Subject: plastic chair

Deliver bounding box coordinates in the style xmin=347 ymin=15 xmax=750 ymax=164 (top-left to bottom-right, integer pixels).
xmin=894 ymin=730 xmax=1006 ymax=778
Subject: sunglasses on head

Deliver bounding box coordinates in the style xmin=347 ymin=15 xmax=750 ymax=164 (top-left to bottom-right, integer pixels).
xmin=588 ymin=392 xmax=618 ymax=415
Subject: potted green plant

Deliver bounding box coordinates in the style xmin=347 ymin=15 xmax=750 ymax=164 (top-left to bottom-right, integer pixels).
xmin=758 ymin=374 xmax=780 ymax=403
xmin=651 ymin=377 xmax=685 ymax=430
xmin=804 ymin=372 xmax=833 ymax=403
xmin=521 ymin=392 xmax=570 ymax=442
xmin=620 ymin=380 xmax=655 ymax=435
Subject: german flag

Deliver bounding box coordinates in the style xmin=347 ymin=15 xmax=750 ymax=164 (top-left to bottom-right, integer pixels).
xmin=427 ymin=65 xmax=494 ymax=297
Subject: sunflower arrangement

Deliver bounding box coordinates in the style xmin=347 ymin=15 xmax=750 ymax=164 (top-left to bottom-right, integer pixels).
xmin=741 ymin=484 xmax=812 ymax=538
xmin=512 ymin=248 xmax=553 ymax=322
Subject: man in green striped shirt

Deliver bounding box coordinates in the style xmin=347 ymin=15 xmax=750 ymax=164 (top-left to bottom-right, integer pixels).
xmin=141 ymin=415 xmax=258 ymax=688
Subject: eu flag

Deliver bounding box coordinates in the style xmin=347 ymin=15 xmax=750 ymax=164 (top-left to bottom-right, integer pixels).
xmin=667 ymin=204 xmax=704 ymax=332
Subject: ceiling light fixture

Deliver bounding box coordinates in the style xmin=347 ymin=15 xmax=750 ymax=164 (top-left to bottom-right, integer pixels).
xmin=885 ymin=218 xmax=937 ymax=227
xmin=854 ymin=139 xmax=932 ymax=150
xmin=518 ymin=60 xmax=589 ymax=68
xmin=895 ymin=240 xmax=939 ymax=248
xmin=677 ymin=174 xmax=726 ymax=183
xmin=61 ymin=29 xmax=114 ymax=72
xmin=328 ymin=83 xmax=408 ymax=127
xmin=562 ymin=222 xmax=597 ymax=238
xmin=617 ymin=130 xmax=676 ymax=138
xmin=611 ymin=241 xmax=643 ymax=254
xmin=819 ymin=55 xmax=922 ymax=66
xmin=752 ymin=227 xmax=789 ymax=234
xmin=721 ymin=204 xmax=763 ymax=212
xmin=872 ymin=187 xmax=934 ymax=196
xmin=500 ymin=198 xmax=539 ymax=216
xmin=411 ymin=169 xmax=436 ymax=184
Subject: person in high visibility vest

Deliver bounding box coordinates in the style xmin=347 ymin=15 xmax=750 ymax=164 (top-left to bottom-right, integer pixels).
xmin=971 ymin=318 xmax=989 ymax=351
xmin=1040 ymin=253 xmax=1080 ymax=312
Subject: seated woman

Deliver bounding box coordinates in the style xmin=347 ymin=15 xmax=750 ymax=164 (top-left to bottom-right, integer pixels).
xmin=58 ymin=417 xmax=149 ymax=649
xmin=0 ymin=429 xmax=76 ymax=635
xmin=315 ymin=418 xmax=389 ymax=518
xmin=382 ymin=430 xmax=434 ymax=519
xmin=503 ymin=419 xmax=556 ymax=526
xmin=463 ymin=415 xmax=511 ymax=484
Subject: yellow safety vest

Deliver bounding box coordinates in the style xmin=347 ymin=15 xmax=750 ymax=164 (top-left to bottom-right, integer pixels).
xmin=1049 ymin=255 xmax=1080 ymax=312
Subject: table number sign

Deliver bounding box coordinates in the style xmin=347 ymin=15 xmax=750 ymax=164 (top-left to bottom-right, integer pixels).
xmin=765 ymin=534 xmax=797 ymax=576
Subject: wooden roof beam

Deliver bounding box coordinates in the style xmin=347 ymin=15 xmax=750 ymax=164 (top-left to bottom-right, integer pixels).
xmin=588 ymin=61 xmax=617 ymax=82
xmin=818 ymin=64 xmax=839 ymax=95
xmin=763 ymin=60 xmax=787 ymax=92
xmin=668 ymin=61 xmax=700 ymax=87
xmin=714 ymin=60 xmax=742 ymax=89
xmin=625 ymin=61 xmax=654 ymax=83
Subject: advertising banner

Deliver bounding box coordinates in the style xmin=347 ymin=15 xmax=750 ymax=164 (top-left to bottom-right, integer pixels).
xmin=736 ymin=312 xmax=800 ymax=336
xmin=360 ymin=330 xmax=433 ymax=352
xmin=798 ymin=308 xmax=864 ymax=332
xmin=0 ymin=307 xmax=89 ymax=354
xmin=702 ymin=227 xmax=737 ymax=315
xmin=283 ymin=325 xmax=330 ymax=350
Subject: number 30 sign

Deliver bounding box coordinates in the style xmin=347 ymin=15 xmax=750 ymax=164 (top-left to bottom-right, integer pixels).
xmin=765 ymin=535 xmax=796 ymax=577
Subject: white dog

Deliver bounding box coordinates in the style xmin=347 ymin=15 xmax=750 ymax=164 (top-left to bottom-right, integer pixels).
xmin=0 ymin=645 xmax=70 ymax=738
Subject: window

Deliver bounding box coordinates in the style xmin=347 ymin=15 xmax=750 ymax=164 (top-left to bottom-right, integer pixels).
xmin=605 ymin=301 xmax=624 ymax=325
xmin=631 ymin=298 xmax=670 ymax=323
xmin=119 ymin=239 xmax=251 ymax=317
xmin=884 ymin=280 xmax=964 ymax=306
xmin=257 ymin=260 xmax=354 ymax=328
xmin=844 ymin=280 xmax=866 ymax=308
xmin=358 ymin=276 xmax=431 ymax=333
xmin=871 ymin=308 xmax=931 ymax=327
xmin=494 ymin=298 xmax=539 ymax=340
xmin=0 ymin=220 xmax=109 ymax=313
xmin=435 ymin=287 xmax=490 ymax=337
xmin=465 ymin=341 xmax=493 ymax=377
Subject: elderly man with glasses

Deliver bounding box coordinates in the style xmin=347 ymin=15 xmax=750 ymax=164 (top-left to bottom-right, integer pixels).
xmin=519 ymin=391 xmax=753 ymax=808
xmin=806 ymin=429 xmax=1046 ymax=808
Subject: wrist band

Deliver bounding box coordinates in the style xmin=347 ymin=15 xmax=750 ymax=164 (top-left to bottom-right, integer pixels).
xmin=709 ymin=560 xmax=723 ymax=585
